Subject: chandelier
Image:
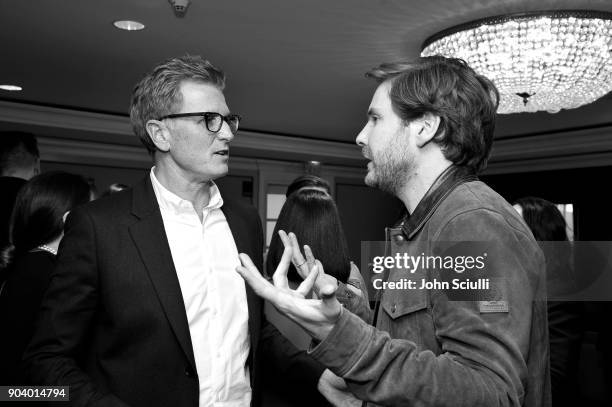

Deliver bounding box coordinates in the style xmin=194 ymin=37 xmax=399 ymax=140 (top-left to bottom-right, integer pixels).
xmin=421 ymin=10 xmax=612 ymax=114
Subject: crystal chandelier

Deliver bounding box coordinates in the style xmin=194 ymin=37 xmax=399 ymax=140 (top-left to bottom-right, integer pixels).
xmin=421 ymin=10 xmax=612 ymax=114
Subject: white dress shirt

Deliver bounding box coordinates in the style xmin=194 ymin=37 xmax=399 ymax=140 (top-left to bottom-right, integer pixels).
xmin=150 ymin=169 xmax=251 ymax=407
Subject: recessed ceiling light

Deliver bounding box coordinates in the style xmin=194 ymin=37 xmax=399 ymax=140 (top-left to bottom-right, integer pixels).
xmin=113 ymin=20 xmax=145 ymax=31
xmin=0 ymin=85 xmax=22 ymax=91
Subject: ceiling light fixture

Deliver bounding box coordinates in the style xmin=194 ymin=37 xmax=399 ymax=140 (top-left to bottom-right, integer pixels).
xmin=113 ymin=20 xmax=145 ymax=31
xmin=421 ymin=10 xmax=612 ymax=114
xmin=0 ymin=84 xmax=22 ymax=91
xmin=168 ymin=0 xmax=191 ymax=18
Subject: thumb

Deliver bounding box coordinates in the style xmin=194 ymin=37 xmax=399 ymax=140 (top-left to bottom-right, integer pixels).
xmin=316 ymin=260 xmax=339 ymax=308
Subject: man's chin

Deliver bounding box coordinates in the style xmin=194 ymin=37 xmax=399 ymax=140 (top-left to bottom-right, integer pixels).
xmin=207 ymin=165 xmax=229 ymax=181
xmin=364 ymin=172 xmax=377 ymax=188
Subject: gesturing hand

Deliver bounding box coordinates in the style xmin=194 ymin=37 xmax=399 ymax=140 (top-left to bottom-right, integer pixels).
xmin=278 ymin=230 xmax=339 ymax=298
xmin=236 ymin=245 xmax=342 ymax=341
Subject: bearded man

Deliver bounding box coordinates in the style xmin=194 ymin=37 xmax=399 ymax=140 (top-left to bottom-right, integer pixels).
xmin=236 ymin=56 xmax=551 ymax=407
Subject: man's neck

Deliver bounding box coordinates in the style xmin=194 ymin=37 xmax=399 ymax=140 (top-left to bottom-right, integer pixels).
xmin=153 ymin=163 xmax=212 ymax=215
xmin=397 ymin=160 xmax=452 ymax=214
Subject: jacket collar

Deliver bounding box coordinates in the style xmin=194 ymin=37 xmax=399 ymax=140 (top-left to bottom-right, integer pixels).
xmin=131 ymin=175 xmax=158 ymax=219
xmin=401 ymin=165 xmax=478 ymax=239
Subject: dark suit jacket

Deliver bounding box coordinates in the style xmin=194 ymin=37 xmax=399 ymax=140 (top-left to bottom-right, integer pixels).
xmin=23 ymin=176 xmax=324 ymax=406
xmin=0 ymin=251 xmax=55 ymax=385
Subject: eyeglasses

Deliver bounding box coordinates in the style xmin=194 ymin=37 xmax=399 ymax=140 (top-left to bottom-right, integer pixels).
xmin=157 ymin=112 xmax=241 ymax=134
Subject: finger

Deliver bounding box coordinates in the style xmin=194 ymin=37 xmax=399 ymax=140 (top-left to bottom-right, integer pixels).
xmin=309 ymin=258 xmax=335 ymax=296
xmin=238 ymin=253 xmax=262 ymax=275
xmin=280 ymin=230 xmax=306 ymax=270
xmin=296 ymin=264 xmax=319 ymax=297
xmin=272 ymin=246 xmax=292 ymax=288
xmin=304 ymin=245 xmax=316 ymax=266
xmin=315 ymin=260 xmax=339 ymax=306
xmin=236 ymin=253 xmax=274 ymax=298
xmin=288 ymin=233 xmax=306 ymax=261
xmin=278 ymin=230 xmax=290 ymax=248
xmin=288 ymin=232 xmax=309 ymax=279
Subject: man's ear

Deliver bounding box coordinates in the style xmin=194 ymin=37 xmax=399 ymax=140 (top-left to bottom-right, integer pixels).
xmin=414 ymin=113 xmax=441 ymax=148
xmin=145 ymin=120 xmax=171 ymax=152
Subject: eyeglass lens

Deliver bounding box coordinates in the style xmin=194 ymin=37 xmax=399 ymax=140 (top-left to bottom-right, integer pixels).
xmin=206 ymin=113 xmax=239 ymax=133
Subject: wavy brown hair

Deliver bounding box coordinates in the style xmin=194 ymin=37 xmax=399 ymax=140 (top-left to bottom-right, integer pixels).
xmin=366 ymin=56 xmax=499 ymax=174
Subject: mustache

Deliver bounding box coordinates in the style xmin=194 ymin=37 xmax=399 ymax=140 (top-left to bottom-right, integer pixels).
xmin=362 ymin=146 xmax=372 ymax=160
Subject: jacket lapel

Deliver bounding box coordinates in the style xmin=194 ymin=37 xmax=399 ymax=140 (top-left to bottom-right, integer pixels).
xmin=128 ymin=177 xmax=197 ymax=371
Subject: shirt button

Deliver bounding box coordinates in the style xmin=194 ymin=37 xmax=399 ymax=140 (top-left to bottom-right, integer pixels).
xmin=392 ymin=304 xmax=397 ymax=313
xmin=393 ymin=234 xmax=405 ymax=242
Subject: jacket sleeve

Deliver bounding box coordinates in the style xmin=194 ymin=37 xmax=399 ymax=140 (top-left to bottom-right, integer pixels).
xmin=22 ymin=208 xmax=131 ymax=407
xmin=336 ymin=262 xmax=372 ymax=324
xmin=308 ymin=209 xmax=547 ymax=407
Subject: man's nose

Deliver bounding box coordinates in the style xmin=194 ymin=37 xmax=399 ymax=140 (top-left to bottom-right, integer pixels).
xmin=356 ymin=125 xmax=368 ymax=147
xmin=217 ymin=121 xmax=235 ymax=141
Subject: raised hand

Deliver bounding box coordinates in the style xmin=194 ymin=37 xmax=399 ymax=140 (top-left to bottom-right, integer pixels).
xmin=278 ymin=230 xmax=339 ymax=298
xmin=236 ymin=246 xmax=342 ymax=341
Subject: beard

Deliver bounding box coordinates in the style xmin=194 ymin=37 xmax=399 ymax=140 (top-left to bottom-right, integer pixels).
xmin=363 ymin=137 xmax=413 ymax=196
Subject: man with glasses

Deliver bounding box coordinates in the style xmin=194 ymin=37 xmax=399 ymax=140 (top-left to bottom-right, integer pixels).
xmin=24 ymin=55 xmax=326 ymax=407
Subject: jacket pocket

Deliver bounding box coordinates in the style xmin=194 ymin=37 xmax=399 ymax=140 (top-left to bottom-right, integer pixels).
xmin=380 ymin=287 xmax=430 ymax=348
xmin=381 ymin=287 xmax=428 ymax=319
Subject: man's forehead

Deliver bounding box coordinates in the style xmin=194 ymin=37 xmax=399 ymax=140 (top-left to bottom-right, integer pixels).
xmin=179 ymin=80 xmax=224 ymax=98
xmin=367 ymin=81 xmax=393 ymax=112
xmin=178 ymin=80 xmax=229 ymax=112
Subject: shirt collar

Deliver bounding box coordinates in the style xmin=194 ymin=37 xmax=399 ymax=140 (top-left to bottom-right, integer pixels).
xmin=400 ymin=165 xmax=478 ymax=240
xmin=150 ymin=167 xmax=224 ymax=215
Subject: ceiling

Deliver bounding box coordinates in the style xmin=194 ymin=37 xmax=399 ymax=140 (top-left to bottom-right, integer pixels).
xmin=1 ymin=0 xmax=611 ymax=150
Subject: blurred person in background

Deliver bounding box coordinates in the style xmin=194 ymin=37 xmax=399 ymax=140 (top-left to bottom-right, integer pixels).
xmin=264 ymin=175 xmax=370 ymax=406
xmin=0 ymin=131 xmax=40 ymax=255
xmin=514 ymin=197 xmax=585 ymax=407
xmin=0 ymin=171 xmax=90 ymax=384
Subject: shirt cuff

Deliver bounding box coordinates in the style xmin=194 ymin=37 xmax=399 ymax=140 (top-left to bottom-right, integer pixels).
xmin=307 ymin=309 xmax=373 ymax=377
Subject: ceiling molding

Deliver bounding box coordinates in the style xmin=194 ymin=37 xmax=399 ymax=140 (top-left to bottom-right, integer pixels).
xmin=485 ymin=152 xmax=612 ymax=175
xmin=39 ymin=137 xmax=150 ymax=169
xmin=0 ymin=100 xmax=132 ymax=135
xmin=485 ymin=126 xmax=612 ymax=173
xmin=4 ymin=100 xmax=612 ymax=174
xmin=237 ymin=129 xmax=362 ymax=162
xmin=490 ymin=126 xmax=612 ymax=162
xmin=38 ymin=136 xmax=365 ymax=175
xmin=0 ymin=100 xmax=362 ymax=164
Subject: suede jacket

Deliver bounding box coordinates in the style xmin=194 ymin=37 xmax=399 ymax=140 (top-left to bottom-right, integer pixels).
xmin=310 ymin=165 xmax=551 ymax=407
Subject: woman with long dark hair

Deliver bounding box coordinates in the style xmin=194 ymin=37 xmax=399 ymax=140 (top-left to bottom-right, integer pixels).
xmin=266 ymin=176 xmax=370 ymax=322
xmin=263 ymin=175 xmax=369 ymax=407
xmin=0 ymin=171 xmax=91 ymax=384
xmin=267 ymin=182 xmax=351 ymax=285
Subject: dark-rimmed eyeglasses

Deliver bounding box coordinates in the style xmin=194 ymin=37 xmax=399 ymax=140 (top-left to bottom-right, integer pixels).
xmin=157 ymin=112 xmax=241 ymax=134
